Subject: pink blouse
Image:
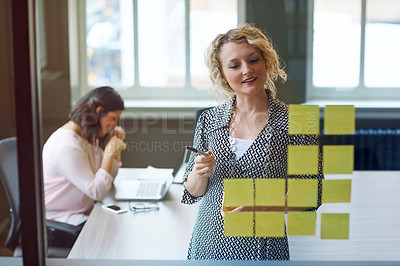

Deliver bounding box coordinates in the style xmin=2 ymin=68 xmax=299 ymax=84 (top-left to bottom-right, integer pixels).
xmin=43 ymin=128 xmax=121 ymax=226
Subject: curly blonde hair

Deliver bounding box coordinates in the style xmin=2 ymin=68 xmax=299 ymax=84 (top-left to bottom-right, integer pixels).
xmin=205 ymin=24 xmax=287 ymax=101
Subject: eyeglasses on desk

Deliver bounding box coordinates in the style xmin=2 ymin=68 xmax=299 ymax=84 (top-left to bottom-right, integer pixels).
xmin=129 ymin=202 xmax=160 ymax=213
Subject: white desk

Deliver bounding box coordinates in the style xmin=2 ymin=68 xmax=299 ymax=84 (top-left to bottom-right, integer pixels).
xmin=68 ymin=170 xmax=400 ymax=261
xmin=68 ymin=168 xmax=199 ymax=260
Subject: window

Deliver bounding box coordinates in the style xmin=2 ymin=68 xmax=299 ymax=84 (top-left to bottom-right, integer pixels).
xmin=71 ymin=0 xmax=241 ymax=103
xmin=307 ymin=0 xmax=400 ymax=102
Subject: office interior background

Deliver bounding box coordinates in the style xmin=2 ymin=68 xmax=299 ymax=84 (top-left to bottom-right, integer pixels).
xmin=0 ymin=0 xmax=399 ymax=262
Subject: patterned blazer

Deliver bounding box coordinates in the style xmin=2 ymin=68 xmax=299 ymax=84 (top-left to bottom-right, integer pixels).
xmin=181 ymin=92 xmax=323 ymax=260
xmin=183 ymin=93 xmax=323 ymax=205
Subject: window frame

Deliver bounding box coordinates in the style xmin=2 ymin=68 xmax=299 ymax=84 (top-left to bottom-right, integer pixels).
xmin=69 ymin=0 xmax=246 ymax=107
xmin=306 ymin=0 xmax=400 ymax=103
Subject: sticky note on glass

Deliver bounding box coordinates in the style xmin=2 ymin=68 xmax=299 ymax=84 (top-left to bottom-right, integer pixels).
xmin=324 ymin=105 xmax=355 ymax=135
xmin=287 ymin=178 xmax=318 ymax=208
xmin=288 ymin=145 xmax=319 ymax=175
xmin=255 ymin=179 xmax=286 ymax=206
xmin=323 ymin=145 xmax=354 ymax=174
xmin=287 ymin=212 xmax=316 ymax=236
xmin=255 ymin=212 xmax=285 ymax=237
xmin=224 ymin=212 xmax=254 ymax=237
xmin=322 ymin=179 xmax=352 ymax=203
xmin=288 ymin=104 xmax=320 ymax=135
xmin=321 ymin=213 xmax=350 ymax=239
xmin=223 ymin=179 xmax=254 ymax=207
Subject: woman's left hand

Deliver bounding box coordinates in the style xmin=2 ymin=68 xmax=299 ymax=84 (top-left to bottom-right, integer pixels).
xmin=221 ymin=206 xmax=254 ymax=218
xmin=104 ymin=136 xmax=126 ymax=156
xmin=113 ymin=126 xmax=126 ymax=140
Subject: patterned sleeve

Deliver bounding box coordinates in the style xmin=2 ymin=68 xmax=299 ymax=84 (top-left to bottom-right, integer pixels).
xmin=289 ymin=134 xmax=324 ymax=211
xmin=181 ymin=111 xmax=208 ymax=205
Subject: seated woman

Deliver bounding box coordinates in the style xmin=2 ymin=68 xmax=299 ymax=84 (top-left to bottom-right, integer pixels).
xmin=42 ymin=86 xmax=126 ymax=247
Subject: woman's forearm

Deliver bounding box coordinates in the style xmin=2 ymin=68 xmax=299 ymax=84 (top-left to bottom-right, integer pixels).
xmin=100 ymin=152 xmax=116 ymax=175
xmin=184 ymin=169 xmax=209 ymax=197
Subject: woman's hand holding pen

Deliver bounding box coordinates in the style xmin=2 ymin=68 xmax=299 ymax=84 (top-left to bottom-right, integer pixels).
xmin=184 ymin=151 xmax=215 ymax=198
xmin=193 ymin=151 xmax=215 ymax=179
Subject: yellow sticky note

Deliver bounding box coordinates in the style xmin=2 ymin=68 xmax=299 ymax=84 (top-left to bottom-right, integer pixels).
xmin=287 ymin=212 xmax=316 ymax=236
xmin=287 ymin=178 xmax=319 ymax=208
xmin=224 ymin=212 xmax=254 ymax=237
xmin=324 ymin=105 xmax=355 ymax=135
xmin=322 ymin=179 xmax=352 ymax=203
xmin=223 ymin=179 xmax=254 ymax=207
xmin=255 ymin=179 xmax=286 ymax=206
xmin=255 ymin=212 xmax=285 ymax=237
xmin=323 ymin=145 xmax=354 ymax=174
xmin=321 ymin=213 xmax=350 ymax=239
xmin=288 ymin=145 xmax=319 ymax=175
xmin=289 ymin=104 xmax=320 ymax=135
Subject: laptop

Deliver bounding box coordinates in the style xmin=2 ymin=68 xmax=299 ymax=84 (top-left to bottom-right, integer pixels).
xmin=173 ymin=148 xmax=191 ymax=184
xmin=114 ymin=167 xmax=174 ymax=201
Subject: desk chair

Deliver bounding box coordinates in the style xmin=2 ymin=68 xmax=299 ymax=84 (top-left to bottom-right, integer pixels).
xmin=0 ymin=137 xmax=81 ymax=258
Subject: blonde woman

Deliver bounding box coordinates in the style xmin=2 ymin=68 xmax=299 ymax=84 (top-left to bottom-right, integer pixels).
xmin=182 ymin=24 xmax=323 ymax=260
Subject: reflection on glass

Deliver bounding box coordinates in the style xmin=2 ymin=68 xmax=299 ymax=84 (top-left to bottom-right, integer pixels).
xmin=313 ymin=0 xmax=361 ymax=88
xmin=138 ymin=0 xmax=185 ymax=87
xmin=190 ymin=0 xmax=237 ymax=88
xmin=86 ymin=0 xmax=134 ymax=88
xmin=365 ymin=0 xmax=400 ymax=87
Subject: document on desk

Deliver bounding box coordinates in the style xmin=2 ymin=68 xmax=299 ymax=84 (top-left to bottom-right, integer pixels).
xmin=114 ymin=166 xmax=174 ymax=201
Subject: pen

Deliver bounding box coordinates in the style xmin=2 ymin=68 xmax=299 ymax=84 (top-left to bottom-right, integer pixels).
xmin=185 ymin=146 xmax=210 ymax=157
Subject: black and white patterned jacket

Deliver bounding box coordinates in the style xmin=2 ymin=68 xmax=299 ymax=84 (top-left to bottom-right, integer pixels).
xmin=183 ymin=93 xmax=323 ymax=206
xmin=181 ymin=92 xmax=323 ymax=260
